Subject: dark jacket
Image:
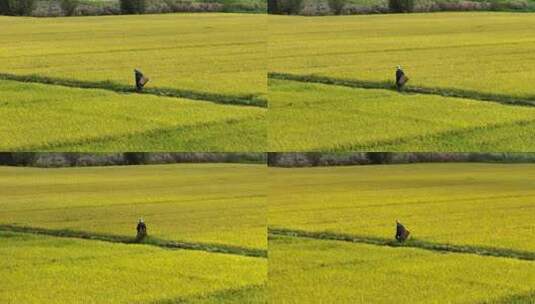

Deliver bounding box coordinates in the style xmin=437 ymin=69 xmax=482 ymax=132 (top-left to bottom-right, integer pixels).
xmin=137 ymin=222 xmax=146 ymax=234
xmin=395 ymin=222 xmax=409 ymax=242
xmin=135 ymin=70 xmax=144 ymax=90
xmin=396 ymin=69 xmax=405 ymax=85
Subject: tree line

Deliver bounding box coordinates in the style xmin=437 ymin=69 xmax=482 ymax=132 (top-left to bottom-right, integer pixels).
xmin=0 ymin=0 xmax=264 ymax=17
xmin=268 ymin=152 xmax=535 ymax=167
xmin=0 ymin=153 xmax=266 ymax=167
xmin=0 ymin=0 xmax=144 ymax=16
xmin=268 ymin=0 xmax=414 ymax=14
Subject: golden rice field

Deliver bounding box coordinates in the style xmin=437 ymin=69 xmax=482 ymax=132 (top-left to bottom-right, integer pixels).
xmin=0 ymin=163 xmax=267 ymax=303
xmin=0 ymin=80 xmax=265 ymax=151
xmin=269 ymin=163 xmax=535 ymax=252
xmin=268 ymin=12 xmax=535 ymax=151
xmin=269 ymin=80 xmax=535 ymax=151
xmin=269 ymin=236 xmax=535 ymax=304
xmin=0 ymin=164 xmax=267 ymax=250
xmin=0 ymin=13 xmax=267 ymax=151
xmin=268 ymin=163 xmax=535 ymax=303
xmin=1 ymin=231 xmax=266 ymax=304
xmin=269 ymin=12 xmax=535 ymax=99
xmin=1 ymin=13 xmax=266 ymax=98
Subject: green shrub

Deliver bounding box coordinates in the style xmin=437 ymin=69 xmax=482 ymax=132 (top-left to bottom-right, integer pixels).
xmin=268 ymin=0 xmax=279 ymax=13
xmin=120 ymin=0 xmax=146 ymax=14
xmin=275 ymin=0 xmax=303 ymax=14
xmin=366 ymin=152 xmax=393 ymax=164
xmin=388 ymin=0 xmax=414 ymax=12
xmin=328 ymin=0 xmax=345 ymax=14
xmin=61 ymin=0 xmax=79 ymax=16
xmin=0 ymin=0 xmax=36 ymax=15
xmin=0 ymin=0 xmax=8 ymax=14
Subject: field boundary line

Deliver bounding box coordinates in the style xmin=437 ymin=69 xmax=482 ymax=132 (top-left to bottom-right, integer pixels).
xmin=269 ymin=227 xmax=535 ymax=261
xmin=476 ymin=291 xmax=535 ymax=304
xmin=0 ymin=224 xmax=267 ymax=259
xmin=0 ymin=73 xmax=267 ymax=108
xmin=269 ymin=72 xmax=535 ymax=107
xmin=325 ymin=118 xmax=535 ymax=152
xmin=149 ymin=284 xmax=265 ymax=304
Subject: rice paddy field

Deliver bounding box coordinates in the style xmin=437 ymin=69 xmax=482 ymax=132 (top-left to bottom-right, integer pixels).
xmin=2 ymin=13 xmax=266 ymax=98
xmin=0 ymin=81 xmax=265 ymax=151
xmin=268 ymin=12 xmax=535 ymax=151
xmin=2 ymin=232 xmax=266 ymax=304
xmin=0 ymin=163 xmax=266 ymax=250
xmin=269 ymin=236 xmax=535 ymax=304
xmin=268 ymin=163 xmax=535 ymax=303
xmin=0 ymin=163 xmax=267 ymax=303
xmin=0 ymin=13 xmax=267 ymax=151
xmin=269 ymin=12 xmax=535 ymax=98
xmin=269 ymin=80 xmax=535 ymax=151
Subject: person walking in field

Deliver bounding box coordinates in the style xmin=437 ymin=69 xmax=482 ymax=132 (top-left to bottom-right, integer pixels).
xmin=134 ymin=69 xmax=149 ymax=92
xmin=395 ymin=219 xmax=410 ymax=242
xmin=395 ymin=65 xmax=409 ymax=91
xmin=136 ymin=218 xmax=147 ymax=241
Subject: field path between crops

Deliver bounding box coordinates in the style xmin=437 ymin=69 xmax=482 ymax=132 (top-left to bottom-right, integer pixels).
xmin=269 ymin=72 xmax=535 ymax=108
xmin=0 ymin=73 xmax=267 ymax=108
xmin=0 ymin=224 xmax=267 ymax=259
xmin=269 ymin=227 xmax=535 ymax=261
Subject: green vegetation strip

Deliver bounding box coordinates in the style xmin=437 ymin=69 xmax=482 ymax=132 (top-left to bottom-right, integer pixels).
xmin=269 ymin=72 xmax=535 ymax=108
xmin=0 ymin=224 xmax=267 ymax=258
xmin=268 ymin=227 xmax=535 ymax=261
xmin=0 ymin=73 xmax=267 ymax=108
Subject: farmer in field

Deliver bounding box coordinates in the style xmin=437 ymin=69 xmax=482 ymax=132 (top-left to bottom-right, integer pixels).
xmin=395 ymin=65 xmax=408 ymax=91
xmin=134 ymin=69 xmax=149 ymax=92
xmin=136 ymin=218 xmax=147 ymax=241
xmin=395 ymin=219 xmax=410 ymax=242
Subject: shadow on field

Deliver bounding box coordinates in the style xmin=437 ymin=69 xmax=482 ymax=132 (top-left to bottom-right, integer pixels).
xmin=476 ymin=291 xmax=535 ymax=304
xmin=151 ymin=284 xmax=266 ymax=304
